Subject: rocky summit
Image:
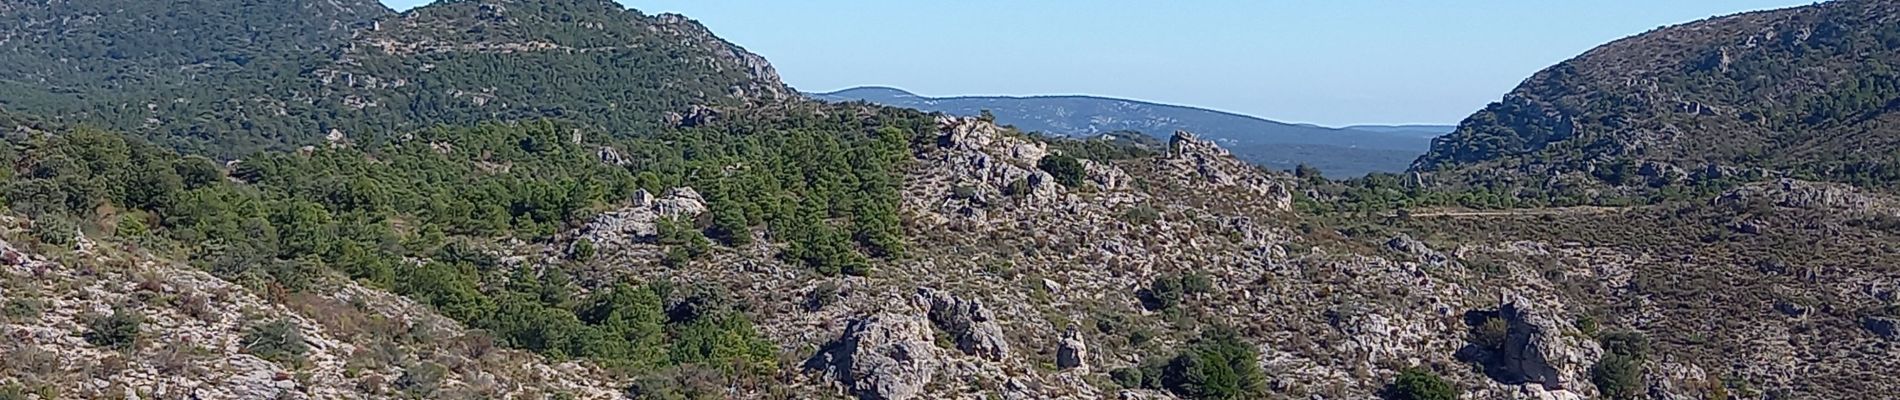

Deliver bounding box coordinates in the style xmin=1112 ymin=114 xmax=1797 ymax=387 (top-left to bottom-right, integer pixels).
xmin=0 ymin=1 xmax=1898 ymax=400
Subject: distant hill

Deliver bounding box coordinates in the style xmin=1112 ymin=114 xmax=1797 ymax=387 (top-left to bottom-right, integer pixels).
xmin=1416 ymin=0 xmax=1900 ymax=197
xmin=810 ymin=86 xmax=1448 ymax=177
xmin=1341 ymin=124 xmax=1459 ymax=138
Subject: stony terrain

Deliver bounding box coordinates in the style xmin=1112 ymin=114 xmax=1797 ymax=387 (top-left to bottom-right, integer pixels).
xmin=508 ymin=116 xmax=1898 ymax=399
xmin=1 ymin=110 xmax=1895 ymax=400
xmin=0 ymin=215 xmax=628 ymax=399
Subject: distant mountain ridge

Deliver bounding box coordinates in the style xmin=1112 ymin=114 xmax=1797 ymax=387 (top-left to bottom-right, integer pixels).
xmin=810 ymin=86 xmax=1452 ymax=177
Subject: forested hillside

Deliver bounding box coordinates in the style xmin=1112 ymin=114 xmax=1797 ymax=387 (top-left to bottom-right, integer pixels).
xmin=0 ymin=0 xmax=787 ymax=157
xmin=0 ymin=100 xmax=936 ymax=397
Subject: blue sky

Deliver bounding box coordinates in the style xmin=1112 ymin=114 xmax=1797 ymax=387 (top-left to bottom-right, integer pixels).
xmin=380 ymin=0 xmax=1809 ymax=126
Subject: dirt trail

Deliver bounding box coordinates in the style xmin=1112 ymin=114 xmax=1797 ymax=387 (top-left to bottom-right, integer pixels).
xmin=1386 ymin=206 xmax=1633 ymax=218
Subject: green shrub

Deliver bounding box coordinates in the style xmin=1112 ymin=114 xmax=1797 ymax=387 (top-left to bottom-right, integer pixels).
xmin=1161 ymin=328 xmax=1266 ymax=399
xmin=0 ymin=384 xmax=25 ymax=400
xmin=1 ymin=298 xmax=44 ymax=322
xmin=805 ymin=281 xmax=841 ymax=311
xmin=1004 ymin=177 xmax=1032 ymax=197
xmin=1181 ymin=272 xmax=1214 ymax=295
xmin=1592 ymin=354 xmax=1643 ymax=400
xmin=29 ymin=216 xmax=76 ymax=247
xmin=84 ymin=308 xmax=142 ymax=350
xmin=243 ymin=319 xmax=310 ymax=364
xmin=1143 ymin=275 xmax=1185 ymax=310
xmin=571 ymin=238 xmax=596 ymax=261
xmin=1110 ymin=366 xmax=1148 ymax=389
xmin=1592 ymin=331 xmax=1650 ymax=400
xmin=116 ymin=214 xmax=151 ymax=237
xmin=1037 ymin=154 xmax=1087 ymax=187
xmin=1120 ymin=204 xmax=1162 ymax=225
xmin=1111 ymin=356 xmax=1171 ymax=390
xmin=396 ymin=362 xmax=449 ymax=397
xmin=1387 ymin=367 xmax=1458 ymax=400
xmin=1474 ymin=316 xmax=1510 ymax=351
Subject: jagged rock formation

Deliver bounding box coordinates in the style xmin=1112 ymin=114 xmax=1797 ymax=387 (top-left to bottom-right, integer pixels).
xmin=932 ymin=116 xmax=1065 ymax=205
xmin=579 ymin=187 xmax=708 ymax=247
xmin=806 ymin=313 xmax=942 ymax=400
xmin=916 ymin=288 xmax=1011 ymax=361
xmin=1486 ymin=295 xmax=1603 ymax=398
xmin=1055 ymin=327 xmax=1088 ymax=372
xmin=1387 ymin=233 xmax=1449 ymax=267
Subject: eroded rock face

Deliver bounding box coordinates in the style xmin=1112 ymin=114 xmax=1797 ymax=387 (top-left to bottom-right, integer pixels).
xmin=1056 ymin=327 xmax=1088 ymax=372
xmin=1491 ymin=295 xmax=1602 ymax=394
xmin=916 ymin=288 xmax=1010 ymax=361
xmin=580 ymin=188 xmax=708 ymax=247
xmin=808 ymin=313 xmax=942 ymax=400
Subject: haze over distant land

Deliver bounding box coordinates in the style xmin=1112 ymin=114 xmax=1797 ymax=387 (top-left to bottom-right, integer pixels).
xmin=386 ymin=0 xmax=1817 ymax=126
xmin=813 ymin=86 xmax=1449 ymax=177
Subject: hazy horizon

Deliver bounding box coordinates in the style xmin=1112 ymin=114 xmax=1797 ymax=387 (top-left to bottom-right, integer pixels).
xmin=381 ymin=1 xmax=1811 ymax=126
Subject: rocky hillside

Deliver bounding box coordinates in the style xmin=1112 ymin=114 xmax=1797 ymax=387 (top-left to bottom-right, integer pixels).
xmin=812 ymin=86 xmax=1442 ymax=177
xmin=2 ymin=1 xmax=1898 ymax=399
xmin=1416 ymin=0 xmax=1900 ymax=198
xmin=0 ymin=216 xmax=629 ymax=399
xmin=0 ymin=0 xmax=789 ymax=157
xmin=4 ymin=110 xmax=1897 ymax=399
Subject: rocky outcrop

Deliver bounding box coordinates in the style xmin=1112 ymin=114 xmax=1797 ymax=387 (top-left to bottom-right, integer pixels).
xmin=1486 ymin=295 xmax=1602 ymax=395
xmin=916 ymin=288 xmax=1010 ymax=361
xmin=580 ymin=187 xmax=708 ymax=246
xmin=1715 ymin=179 xmax=1900 ymax=217
xmin=1082 ymin=159 xmax=1131 ymax=191
xmin=1386 ymin=233 xmax=1448 ymax=267
xmin=650 ymin=14 xmax=792 ymax=100
xmin=932 ymin=116 xmax=1064 ymax=204
xmin=807 ymin=313 xmax=942 ymax=400
xmin=1160 ymin=130 xmax=1293 ymax=210
xmin=1056 ymin=327 xmax=1088 ymax=372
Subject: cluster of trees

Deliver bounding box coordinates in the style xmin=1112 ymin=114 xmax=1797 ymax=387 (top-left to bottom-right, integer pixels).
xmin=1033 ymin=130 xmax=1162 ymax=161
xmin=0 ymin=102 xmax=932 ymax=382
xmin=1109 ymin=328 xmax=1267 ymax=399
